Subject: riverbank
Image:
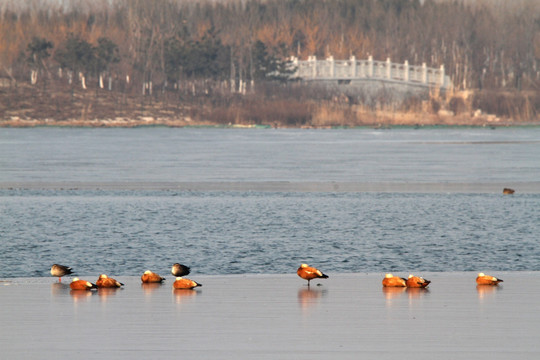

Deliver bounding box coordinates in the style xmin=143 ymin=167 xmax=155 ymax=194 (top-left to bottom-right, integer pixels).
xmin=1 ymin=83 xmax=539 ymax=128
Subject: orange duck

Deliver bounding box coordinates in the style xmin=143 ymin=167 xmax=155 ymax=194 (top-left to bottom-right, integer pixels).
xmin=141 ymin=270 xmax=165 ymax=283
xmin=173 ymin=277 xmax=202 ymax=289
xmin=297 ymin=264 xmax=329 ymax=286
xmin=406 ymin=274 xmax=431 ymax=288
xmin=382 ymin=273 xmax=406 ymax=287
xmin=70 ymin=278 xmax=97 ymax=290
xmin=476 ymin=273 xmax=503 ymax=285
xmin=96 ymin=274 xmax=124 ymax=288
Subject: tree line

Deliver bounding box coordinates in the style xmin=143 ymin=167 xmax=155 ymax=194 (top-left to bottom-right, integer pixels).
xmin=0 ymin=0 xmax=539 ymax=109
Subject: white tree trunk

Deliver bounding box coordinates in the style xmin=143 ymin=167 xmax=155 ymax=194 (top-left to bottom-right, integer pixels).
xmin=30 ymin=70 xmax=38 ymax=85
xmin=79 ymin=72 xmax=86 ymax=89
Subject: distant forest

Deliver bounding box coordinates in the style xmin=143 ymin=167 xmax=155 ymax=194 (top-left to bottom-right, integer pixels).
xmin=0 ymin=0 xmax=539 ymax=125
xmin=0 ymin=0 xmax=538 ymax=90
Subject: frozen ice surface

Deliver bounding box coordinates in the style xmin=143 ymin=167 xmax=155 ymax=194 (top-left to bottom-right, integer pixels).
xmin=1 ymin=272 xmax=539 ymax=359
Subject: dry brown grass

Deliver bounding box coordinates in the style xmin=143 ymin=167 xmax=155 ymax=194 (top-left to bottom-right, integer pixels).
xmin=1 ymin=81 xmax=539 ymax=128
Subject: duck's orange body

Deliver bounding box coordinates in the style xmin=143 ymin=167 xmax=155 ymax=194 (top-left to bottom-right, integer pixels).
xmin=70 ymin=278 xmax=97 ymax=290
xmin=297 ymin=264 xmax=328 ymax=286
xmin=96 ymin=274 xmax=124 ymax=288
xmin=406 ymin=275 xmax=431 ymax=288
xmin=141 ymin=270 xmax=165 ymax=283
xmin=173 ymin=277 xmax=202 ymax=289
xmin=382 ymin=274 xmax=406 ymax=287
xmin=476 ymin=273 xmax=503 ymax=285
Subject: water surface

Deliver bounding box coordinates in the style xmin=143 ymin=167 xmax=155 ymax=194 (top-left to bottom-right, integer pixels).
xmin=0 ymin=128 xmax=539 ymax=277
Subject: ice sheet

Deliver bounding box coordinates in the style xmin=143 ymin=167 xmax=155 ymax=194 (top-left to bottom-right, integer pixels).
xmin=1 ymin=272 xmax=538 ymax=359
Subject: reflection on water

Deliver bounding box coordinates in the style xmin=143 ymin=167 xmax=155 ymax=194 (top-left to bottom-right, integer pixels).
xmin=173 ymin=288 xmax=199 ymax=305
xmin=51 ymin=282 xmax=70 ymax=296
xmin=69 ymin=289 xmax=95 ymax=302
xmin=97 ymin=287 xmax=121 ymax=301
xmin=382 ymin=286 xmax=406 ymax=303
xmin=141 ymin=282 xmax=163 ymax=297
xmin=476 ymin=284 xmax=501 ymax=301
xmin=297 ymin=287 xmax=327 ymax=310
xmin=384 ymin=287 xmax=429 ymax=308
xmin=406 ymin=287 xmax=429 ymax=300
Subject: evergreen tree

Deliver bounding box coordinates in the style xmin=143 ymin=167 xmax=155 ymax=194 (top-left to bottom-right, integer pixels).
xmin=252 ymin=40 xmax=295 ymax=82
xmin=54 ymin=35 xmax=95 ymax=76
xmin=95 ymin=37 xmax=120 ymax=76
xmin=25 ymin=37 xmax=53 ymax=84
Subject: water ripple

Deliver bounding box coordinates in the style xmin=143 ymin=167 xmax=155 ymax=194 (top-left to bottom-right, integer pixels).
xmin=1 ymin=190 xmax=539 ymax=277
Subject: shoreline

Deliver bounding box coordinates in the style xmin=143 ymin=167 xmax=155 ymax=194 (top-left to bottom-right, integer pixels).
xmin=2 ymin=119 xmax=539 ymax=129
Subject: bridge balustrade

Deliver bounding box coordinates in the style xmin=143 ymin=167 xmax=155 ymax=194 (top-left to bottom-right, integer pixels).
xmin=291 ymin=56 xmax=451 ymax=89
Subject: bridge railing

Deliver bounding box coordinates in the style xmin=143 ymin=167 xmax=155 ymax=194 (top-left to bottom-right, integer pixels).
xmin=291 ymin=56 xmax=451 ymax=89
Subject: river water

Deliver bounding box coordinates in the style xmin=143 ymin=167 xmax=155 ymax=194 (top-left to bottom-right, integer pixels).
xmin=1 ymin=127 xmax=539 ymax=277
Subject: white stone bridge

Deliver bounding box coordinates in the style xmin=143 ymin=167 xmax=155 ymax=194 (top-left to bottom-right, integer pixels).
xmin=291 ymin=56 xmax=452 ymax=90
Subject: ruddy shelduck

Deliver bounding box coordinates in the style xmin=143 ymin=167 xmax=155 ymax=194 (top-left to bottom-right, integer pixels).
xmin=50 ymin=264 xmax=73 ymax=282
xmin=382 ymin=273 xmax=407 ymax=287
xmin=70 ymin=278 xmax=97 ymax=290
xmin=406 ymin=274 xmax=431 ymax=288
xmin=503 ymin=188 xmax=515 ymax=195
xmin=171 ymin=263 xmax=191 ymax=277
xmin=297 ymin=264 xmax=329 ymax=286
xmin=96 ymin=274 xmax=124 ymax=288
xmin=173 ymin=277 xmax=202 ymax=289
xmin=476 ymin=273 xmax=503 ymax=285
xmin=141 ymin=270 xmax=165 ymax=283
